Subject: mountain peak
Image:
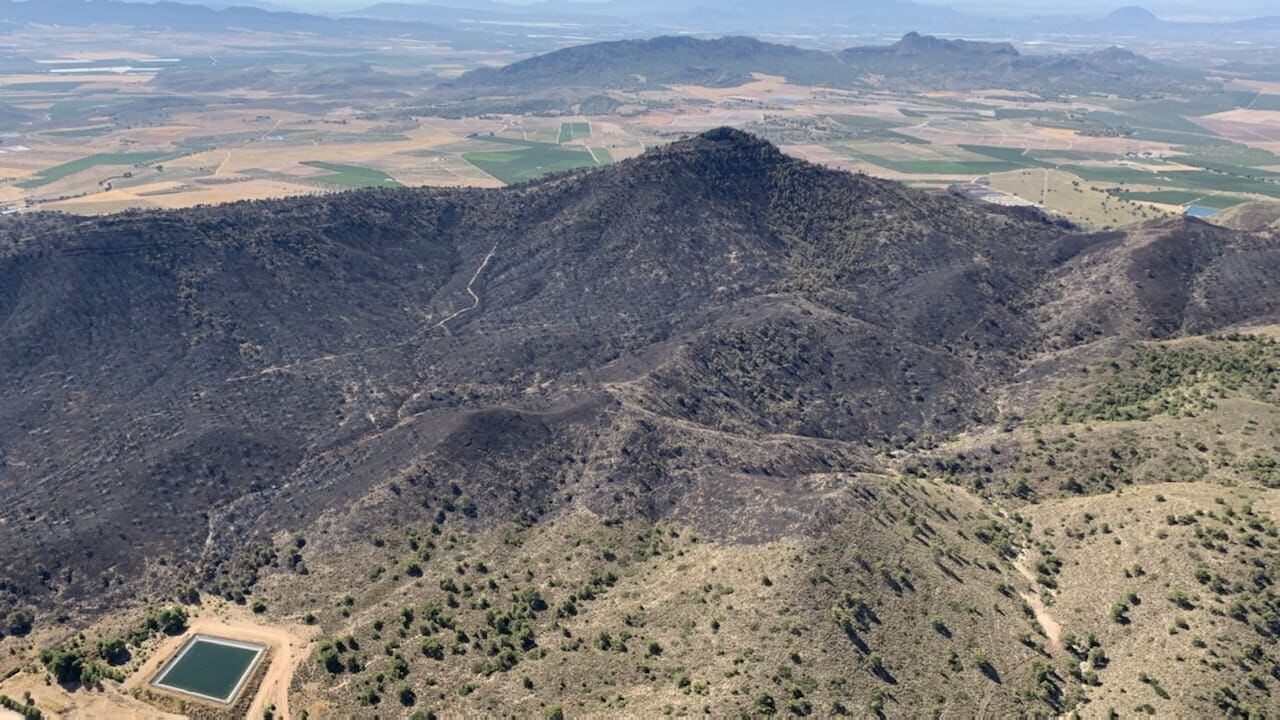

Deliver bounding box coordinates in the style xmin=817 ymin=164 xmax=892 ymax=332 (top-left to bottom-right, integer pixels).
xmin=1105 ymin=6 xmax=1161 ymax=25
xmin=641 ymin=126 xmax=787 ymax=173
xmin=689 ymin=125 xmax=773 ymax=150
xmin=891 ymin=32 xmax=1019 ymax=58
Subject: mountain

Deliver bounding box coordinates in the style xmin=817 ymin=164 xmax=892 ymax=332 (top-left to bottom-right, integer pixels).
xmin=1100 ymin=5 xmax=1163 ymax=31
xmin=151 ymin=63 xmax=426 ymax=97
xmin=446 ymin=33 xmax=1216 ymax=98
xmin=1213 ymin=201 xmax=1280 ymax=232
xmin=1066 ymin=4 xmax=1280 ymax=41
xmin=445 ymin=35 xmax=847 ymax=92
xmin=0 ymin=0 xmax=453 ymax=39
xmin=840 ymin=33 xmax=1216 ymax=96
xmin=2 ymin=128 xmax=1280 ymax=716
xmin=350 ymin=0 xmax=623 ymax=25
xmin=722 ymin=0 xmax=973 ymax=31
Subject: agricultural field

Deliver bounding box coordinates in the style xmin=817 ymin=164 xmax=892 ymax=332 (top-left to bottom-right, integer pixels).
xmin=300 ymin=161 xmax=403 ymax=189
xmin=17 ymin=151 xmax=167 ymax=189
xmin=461 ymin=135 xmax=605 ymax=185
xmin=557 ymin=121 xmax=591 ymax=143
xmin=2 ymin=28 xmax=1280 ymax=230
xmin=987 ymin=168 xmax=1165 ymax=228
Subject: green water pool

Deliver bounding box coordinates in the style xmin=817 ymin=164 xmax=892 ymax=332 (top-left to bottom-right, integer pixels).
xmin=151 ymin=635 xmax=264 ymax=703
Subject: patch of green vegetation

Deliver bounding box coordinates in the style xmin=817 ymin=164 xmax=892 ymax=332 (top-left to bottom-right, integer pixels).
xmin=463 ymin=139 xmax=600 ymax=185
xmin=1106 ymin=190 xmax=1247 ymax=209
xmin=1025 ymin=148 xmax=1117 ymax=162
xmin=41 ymin=125 xmax=115 ymax=138
xmin=1180 ymin=158 xmax=1280 ymax=179
xmin=960 ymin=145 xmax=1060 ymax=168
xmin=1178 ymin=142 xmax=1280 ymax=169
xmin=994 ymin=108 xmax=1064 ymax=121
xmin=300 ymin=161 xmax=402 ymax=188
xmin=6 ymin=81 xmax=85 ymax=92
xmin=0 ymin=693 xmax=43 ymax=719
xmin=18 ymin=152 xmax=166 ymax=189
xmin=46 ymin=99 xmax=116 ymax=123
xmin=840 ymin=147 xmax=1022 ymax=175
xmin=1245 ymin=93 xmax=1280 ymax=112
xmin=1057 ymin=165 xmax=1164 ymax=185
xmin=557 ymin=122 xmax=591 ymax=143
xmin=1168 ymin=171 xmax=1280 ymax=199
xmin=1051 ymin=335 xmax=1280 ymax=424
xmin=829 ymin=114 xmax=929 ymax=144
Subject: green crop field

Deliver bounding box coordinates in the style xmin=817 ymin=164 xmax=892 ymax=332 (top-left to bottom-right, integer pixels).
xmin=18 ymin=152 xmax=167 ymax=189
xmin=42 ymin=126 xmax=116 ymax=138
xmin=558 ymin=122 xmax=591 ymax=143
xmin=841 ymin=146 xmax=1026 ymax=175
xmin=1246 ymin=94 xmax=1280 ymax=111
xmin=46 ymin=99 xmax=118 ymax=122
xmin=1175 ymin=172 xmax=1280 ymax=198
xmin=301 ymin=161 xmax=402 ymax=188
xmin=1025 ymin=148 xmax=1117 ymax=162
xmin=1107 ymin=190 xmax=1247 ymax=209
xmin=5 ymin=81 xmax=86 ymax=92
xmin=1061 ymin=165 xmax=1166 ymax=185
xmin=994 ymin=108 xmax=1067 ymax=121
xmin=463 ymin=139 xmax=601 ymax=185
xmin=829 ymin=114 xmax=931 ymax=144
xmin=959 ymin=145 xmax=1056 ymax=168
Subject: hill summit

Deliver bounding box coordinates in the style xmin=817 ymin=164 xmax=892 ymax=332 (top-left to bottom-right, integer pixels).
xmin=2 ymin=130 xmax=1279 ymax=717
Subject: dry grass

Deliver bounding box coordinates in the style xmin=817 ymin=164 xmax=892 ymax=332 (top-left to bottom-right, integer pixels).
xmin=989 ymin=168 xmax=1168 ymax=228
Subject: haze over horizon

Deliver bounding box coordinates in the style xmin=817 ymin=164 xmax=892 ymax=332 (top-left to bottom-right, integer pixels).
xmin=162 ymin=0 xmax=1280 ymax=21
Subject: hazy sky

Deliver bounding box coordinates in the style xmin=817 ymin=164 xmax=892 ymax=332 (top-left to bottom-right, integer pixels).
xmin=255 ymin=0 xmax=1277 ymax=21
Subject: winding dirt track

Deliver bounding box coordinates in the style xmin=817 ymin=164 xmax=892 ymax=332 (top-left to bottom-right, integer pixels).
xmin=1012 ymin=555 xmax=1063 ymax=652
xmin=435 ymin=239 xmax=500 ymax=333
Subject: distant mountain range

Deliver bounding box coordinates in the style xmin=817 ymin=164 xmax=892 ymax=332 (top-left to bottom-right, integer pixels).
xmin=351 ymin=0 xmax=624 ymax=24
xmin=1068 ymin=5 xmax=1280 ymax=39
xmin=2 ymin=0 xmax=1279 ymax=47
xmin=349 ymin=0 xmax=1280 ymax=40
xmin=0 ymin=0 xmax=455 ymax=39
xmin=448 ymin=33 xmax=1218 ymax=99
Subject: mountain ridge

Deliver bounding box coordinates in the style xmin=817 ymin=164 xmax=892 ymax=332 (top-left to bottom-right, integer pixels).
xmin=446 ymin=32 xmax=1218 ymax=97
xmin=3 ymin=128 xmax=1280 ymax=717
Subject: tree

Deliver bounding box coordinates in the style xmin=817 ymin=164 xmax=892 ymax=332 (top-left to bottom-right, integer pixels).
xmin=390 ymin=655 xmax=410 ymax=680
xmin=421 ymin=637 xmax=444 ymax=660
xmin=155 ymin=605 xmax=188 ymax=634
xmin=752 ymin=694 xmax=778 ymax=716
xmin=317 ymin=642 xmax=343 ymax=674
xmin=4 ymin=611 xmax=32 ymax=638
xmin=97 ymin=637 xmax=128 ymax=665
xmin=39 ymin=645 xmax=86 ymax=684
xmin=1109 ymin=602 xmax=1129 ymax=624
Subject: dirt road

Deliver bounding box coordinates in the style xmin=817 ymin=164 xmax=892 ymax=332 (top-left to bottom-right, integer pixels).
xmin=1012 ymin=555 xmax=1063 ymax=653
